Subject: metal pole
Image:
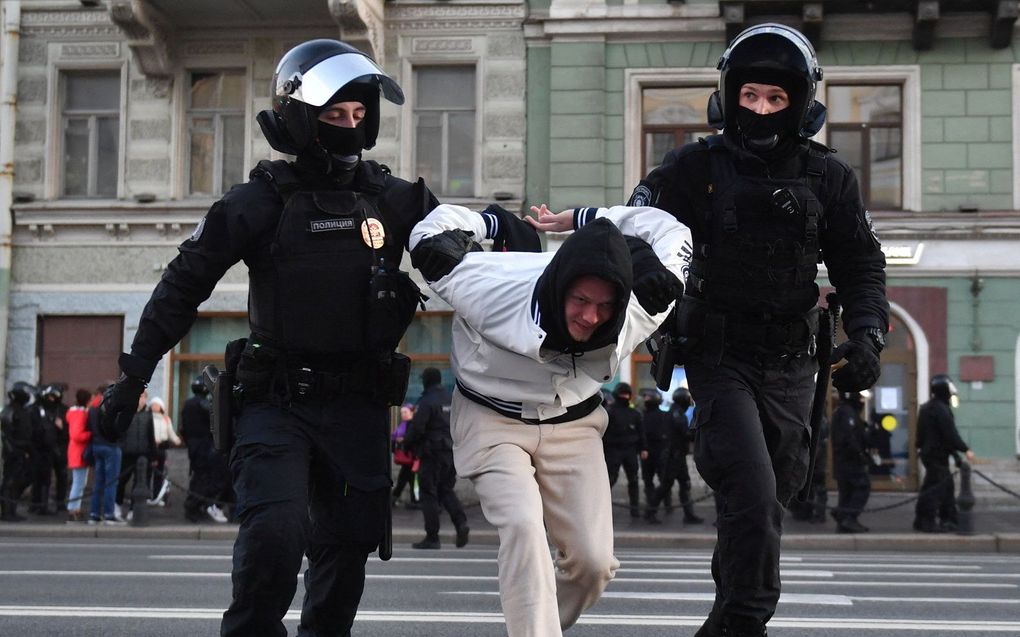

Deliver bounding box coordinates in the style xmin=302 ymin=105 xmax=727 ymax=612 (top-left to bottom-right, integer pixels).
xmin=956 ymin=460 xmax=975 ymax=535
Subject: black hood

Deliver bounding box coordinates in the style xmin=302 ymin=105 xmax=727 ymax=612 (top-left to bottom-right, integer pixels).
xmin=536 ymin=218 xmax=632 ymax=353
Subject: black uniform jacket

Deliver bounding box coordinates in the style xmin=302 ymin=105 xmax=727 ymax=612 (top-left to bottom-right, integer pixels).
xmin=604 ymin=402 xmax=644 ymax=449
xmin=404 ymin=385 xmax=453 ymax=455
xmin=632 ymin=132 xmax=888 ymax=334
xmin=128 ymin=158 xmax=437 ymax=363
xmin=916 ymin=398 xmax=969 ymax=464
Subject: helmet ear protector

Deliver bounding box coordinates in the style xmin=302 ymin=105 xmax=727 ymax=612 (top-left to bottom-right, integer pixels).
xmin=708 ymin=23 xmax=826 ymax=139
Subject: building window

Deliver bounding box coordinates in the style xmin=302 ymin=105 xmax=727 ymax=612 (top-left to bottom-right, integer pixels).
xmin=641 ymin=86 xmax=716 ymax=174
xmin=826 ymin=83 xmax=903 ymax=210
xmin=414 ymin=66 xmax=476 ymax=198
xmin=188 ymin=70 xmax=246 ymax=196
xmin=171 ymin=314 xmax=248 ymax=419
xmin=61 ymin=71 xmax=120 ymax=198
xmin=401 ymin=312 xmax=454 ymax=404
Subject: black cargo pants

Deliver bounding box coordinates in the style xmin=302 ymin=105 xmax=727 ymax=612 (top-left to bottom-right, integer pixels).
xmin=220 ymin=394 xmax=390 ymax=637
xmin=687 ymin=348 xmax=815 ymax=628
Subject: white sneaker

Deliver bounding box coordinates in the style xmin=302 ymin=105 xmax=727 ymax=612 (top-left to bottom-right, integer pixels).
xmin=206 ymin=504 xmax=228 ymax=523
xmin=114 ymin=503 xmax=123 ymax=520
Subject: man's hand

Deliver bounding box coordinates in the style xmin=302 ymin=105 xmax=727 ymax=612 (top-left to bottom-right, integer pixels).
xmin=830 ymin=331 xmax=881 ymax=392
xmin=627 ymin=235 xmax=683 ymax=315
xmin=100 ymin=375 xmax=146 ymax=442
xmin=526 ymin=205 xmax=574 ymax=233
xmin=410 ymin=229 xmax=482 ymax=282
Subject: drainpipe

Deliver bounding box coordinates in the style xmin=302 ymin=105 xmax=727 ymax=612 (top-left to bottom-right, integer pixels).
xmin=0 ymin=0 xmax=21 ymax=395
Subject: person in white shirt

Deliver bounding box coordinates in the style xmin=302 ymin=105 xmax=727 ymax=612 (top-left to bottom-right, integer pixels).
xmin=148 ymin=397 xmax=181 ymax=506
xmin=409 ymin=203 xmax=691 ymax=637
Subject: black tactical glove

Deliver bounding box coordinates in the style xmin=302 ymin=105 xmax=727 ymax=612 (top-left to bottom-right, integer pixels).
xmin=830 ymin=330 xmax=882 ymax=392
xmin=626 ymin=235 xmax=684 ymax=315
xmin=410 ymin=229 xmax=483 ymax=282
xmin=99 ymin=353 xmax=157 ymax=442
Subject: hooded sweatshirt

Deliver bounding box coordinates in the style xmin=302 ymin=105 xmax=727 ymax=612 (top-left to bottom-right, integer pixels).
xmin=410 ymin=204 xmax=691 ymax=423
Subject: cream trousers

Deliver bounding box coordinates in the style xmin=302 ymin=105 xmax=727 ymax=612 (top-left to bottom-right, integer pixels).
xmin=451 ymin=390 xmax=620 ymax=637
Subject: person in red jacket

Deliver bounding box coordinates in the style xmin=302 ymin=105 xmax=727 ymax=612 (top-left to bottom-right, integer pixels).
xmin=65 ymin=389 xmax=92 ymax=523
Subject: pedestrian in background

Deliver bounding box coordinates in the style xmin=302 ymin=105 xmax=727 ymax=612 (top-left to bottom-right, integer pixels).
xmin=603 ymin=382 xmax=645 ymax=518
xmin=831 ymin=390 xmax=872 ymax=533
xmin=405 ymin=368 xmax=469 ymax=549
xmin=65 ymin=389 xmax=92 ymax=523
xmin=646 ymin=387 xmax=703 ymax=525
xmin=914 ymin=375 xmax=975 ymax=533
xmin=638 ymin=387 xmax=672 ymax=522
xmin=148 ymin=396 xmax=181 ymax=507
xmin=391 ymin=403 xmax=420 ymax=509
xmin=180 ymin=377 xmax=227 ymax=524
xmin=30 ymin=384 xmax=69 ymax=515
xmin=88 ymin=384 xmax=124 ymax=525
xmin=1 ymin=382 xmax=38 ymax=522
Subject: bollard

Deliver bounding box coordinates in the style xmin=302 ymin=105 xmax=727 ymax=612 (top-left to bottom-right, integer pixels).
xmin=956 ymin=460 xmax=975 ymax=535
xmin=130 ymin=456 xmax=149 ymax=527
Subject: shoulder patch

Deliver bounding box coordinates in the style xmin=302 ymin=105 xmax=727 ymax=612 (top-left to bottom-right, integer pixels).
xmin=190 ymin=217 xmax=207 ymax=242
xmin=628 ymin=184 xmax=652 ymax=207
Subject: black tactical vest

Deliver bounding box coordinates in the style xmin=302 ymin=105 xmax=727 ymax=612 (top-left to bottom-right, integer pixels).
xmin=686 ymin=135 xmax=829 ymax=319
xmin=248 ymin=160 xmax=406 ymax=358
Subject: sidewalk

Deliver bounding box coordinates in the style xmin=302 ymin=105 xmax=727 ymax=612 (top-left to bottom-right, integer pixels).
xmin=2 ymin=453 xmax=1018 ymax=553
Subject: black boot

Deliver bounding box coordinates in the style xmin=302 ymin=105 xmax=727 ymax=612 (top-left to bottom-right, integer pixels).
xmin=836 ymin=517 xmax=869 ymax=534
xmin=627 ymin=482 xmax=640 ymax=518
xmin=1 ymin=501 xmax=26 ymax=522
xmin=412 ymin=535 xmax=441 ymax=549
xmin=683 ymin=503 xmax=704 ymax=524
xmin=455 ymin=525 xmax=470 ymax=548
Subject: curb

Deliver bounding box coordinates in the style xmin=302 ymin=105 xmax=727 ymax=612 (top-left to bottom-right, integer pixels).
xmin=2 ymin=524 xmax=1017 ymax=552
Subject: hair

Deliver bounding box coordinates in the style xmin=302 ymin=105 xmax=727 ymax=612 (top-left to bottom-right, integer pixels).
xmin=421 ymin=367 xmax=442 ymax=388
xmin=75 ymin=389 xmax=91 ymax=407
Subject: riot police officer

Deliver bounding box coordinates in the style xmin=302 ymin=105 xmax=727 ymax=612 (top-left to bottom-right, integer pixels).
xmin=830 ymin=390 xmax=873 ymax=533
xmin=30 ymin=384 xmax=69 ymax=515
xmin=603 ymin=382 xmax=645 ymax=517
xmin=100 ymin=40 xmax=439 ymax=636
xmin=180 ymin=376 xmax=228 ymax=524
xmin=914 ymin=375 xmax=974 ymax=533
xmin=1 ymin=382 xmax=37 ymax=522
xmin=638 ymin=387 xmax=671 ymax=521
xmin=626 ymin=24 xmax=889 ymax=636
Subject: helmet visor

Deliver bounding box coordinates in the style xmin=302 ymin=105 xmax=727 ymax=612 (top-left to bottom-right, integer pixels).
xmin=292 ymin=52 xmax=404 ymax=107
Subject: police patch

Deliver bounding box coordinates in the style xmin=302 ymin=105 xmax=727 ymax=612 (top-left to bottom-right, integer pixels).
xmin=863 ymin=210 xmax=879 ymax=242
xmin=190 ymin=217 xmax=206 ymax=242
xmin=628 ymin=184 xmax=652 ymax=207
xmin=309 ymin=218 xmax=355 ymax=233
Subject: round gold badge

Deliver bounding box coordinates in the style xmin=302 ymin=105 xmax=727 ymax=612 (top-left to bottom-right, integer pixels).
xmin=361 ymin=218 xmax=385 ymax=249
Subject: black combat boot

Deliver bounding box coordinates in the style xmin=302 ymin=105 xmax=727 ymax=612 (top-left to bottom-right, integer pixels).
xmin=412 ymin=535 xmax=441 ymax=549
xmin=628 ymin=482 xmax=640 ymax=518
xmin=455 ymin=525 xmax=470 ymax=548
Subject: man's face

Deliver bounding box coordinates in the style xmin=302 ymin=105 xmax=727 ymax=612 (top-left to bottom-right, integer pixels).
xmin=317 ymin=100 xmax=366 ymax=128
xmin=738 ymin=83 xmax=790 ymax=115
xmin=563 ymin=275 xmax=618 ymax=342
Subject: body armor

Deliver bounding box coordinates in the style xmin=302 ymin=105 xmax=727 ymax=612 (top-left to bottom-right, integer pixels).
xmin=686 ymin=135 xmax=829 ymax=320
xmin=248 ymin=160 xmax=405 ymax=358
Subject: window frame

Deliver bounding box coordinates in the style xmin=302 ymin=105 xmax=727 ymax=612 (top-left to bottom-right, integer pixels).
xmin=402 ymin=59 xmax=483 ymax=203
xmin=48 ymin=64 xmax=127 ymax=200
xmin=624 ymin=68 xmax=720 ymax=195
xmin=825 ymin=82 xmax=905 ymax=211
xmin=184 ymin=68 xmax=248 ymax=197
xmin=818 ymin=66 xmax=921 ymax=213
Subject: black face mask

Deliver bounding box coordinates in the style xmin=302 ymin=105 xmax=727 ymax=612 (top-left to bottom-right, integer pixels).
xmin=735 ymin=106 xmax=796 ymax=149
xmin=316 ymin=121 xmax=366 ymax=157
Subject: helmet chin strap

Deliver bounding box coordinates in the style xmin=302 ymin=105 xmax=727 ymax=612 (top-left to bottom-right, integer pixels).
xmin=743 ymin=133 xmax=780 ymax=151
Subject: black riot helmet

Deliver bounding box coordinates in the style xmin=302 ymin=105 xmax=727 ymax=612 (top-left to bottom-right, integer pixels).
xmin=708 ymin=23 xmax=826 ymax=140
xmin=256 ymin=39 xmax=404 ymax=156
xmin=612 ymin=382 xmax=633 ymax=402
xmin=191 ymin=375 xmax=209 ymax=397
xmin=41 ymin=384 xmax=63 ymax=402
xmin=930 ymin=374 xmax=959 ymax=406
xmin=672 ymin=386 xmax=692 ymax=412
xmin=7 ymin=381 xmax=36 ymax=405
xmin=639 ymin=387 xmax=662 ymax=408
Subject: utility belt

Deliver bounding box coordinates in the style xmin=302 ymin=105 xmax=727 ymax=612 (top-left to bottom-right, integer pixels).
xmin=235 ymin=334 xmax=410 ymax=406
xmin=680 ymin=297 xmax=819 ymax=364
xmin=456 ymin=380 xmax=602 ymax=425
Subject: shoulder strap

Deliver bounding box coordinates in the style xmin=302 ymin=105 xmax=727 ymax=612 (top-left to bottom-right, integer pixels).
xmin=356 ymin=160 xmax=389 ymax=195
xmin=703 ymin=135 xmax=738 ymax=234
xmin=803 ymin=141 xmax=832 ymax=245
xmin=251 ymin=159 xmax=301 ymax=205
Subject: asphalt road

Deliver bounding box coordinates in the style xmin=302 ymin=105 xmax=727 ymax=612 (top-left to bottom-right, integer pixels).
xmin=0 ymin=538 xmax=1018 ymax=636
